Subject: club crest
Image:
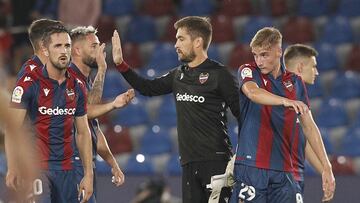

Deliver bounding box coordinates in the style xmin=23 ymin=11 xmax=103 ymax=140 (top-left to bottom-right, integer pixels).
xmin=199 ymin=72 xmax=209 ymax=84
xmin=283 ymin=80 xmax=293 ymax=91
xmin=66 ymin=89 xmax=75 ymax=100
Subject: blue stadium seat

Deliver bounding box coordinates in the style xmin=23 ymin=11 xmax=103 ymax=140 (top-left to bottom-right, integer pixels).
xmin=329 ymin=71 xmax=360 ymax=100
xmin=314 ymin=43 xmax=340 ymax=72
xmin=337 ymin=0 xmax=360 ymax=18
xmin=103 ymin=69 xmax=128 ymax=100
xmin=319 ymin=128 xmax=334 ymax=155
xmin=240 ymin=17 xmax=273 ymax=43
xmin=316 ymin=98 xmax=349 ymax=128
xmin=208 ymin=45 xmax=221 ymax=63
xmin=113 ymin=97 xmax=149 ymax=127
xmin=306 ymin=79 xmax=324 ymax=99
xmin=102 ymin=0 xmax=135 ymax=16
xmin=179 ymin=0 xmax=215 ymax=16
xmin=126 ymin=15 xmax=157 ymax=43
xmin=146 ymin=42 xmax=179 ymax=72
xmin=166 ymin=154 xmax=182 ymax=176
xmin=304 ymin=160 xmax=318 ymax=176
xmin=95 ymin=158 xmax=112 ymax=175
xmin=124 ymin=154 xmax=155 ymax=175
xmin=339 ymin=127 xmax=360 ymax=156
xmin=297 ymin=0 xmax=329 ymax=18
xmin=320 ymin=16 xmax=354 ymax=45
xmin=156 ymin=96 xmax=177 ymax=127
xmin=139 ymin=127 xmax=173 ymax=155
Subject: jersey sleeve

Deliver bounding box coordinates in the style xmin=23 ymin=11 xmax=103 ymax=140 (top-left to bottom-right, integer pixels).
xmin=218 ymin=68 xmax=240 ymax=120
xmin=298 ymin=77 xmax=310 ymax=108
xmin=237 ymin=62 xmax=262 ymax=89
xmin=10 ymin=74 xmax=35 ymax=109
xmin=121 ymin=68 xmax=176 ymax=96
xmin=75 ymin=80 xmax=88 ymax=117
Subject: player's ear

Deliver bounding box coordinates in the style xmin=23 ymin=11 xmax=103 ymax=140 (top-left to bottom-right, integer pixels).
xmin=40 ymin=41 xmax=49 ymax=57
xmin=194 ymin=37 xmax=202 ymax=49
xmin=297 ymin=62 xmax=303 ymax=73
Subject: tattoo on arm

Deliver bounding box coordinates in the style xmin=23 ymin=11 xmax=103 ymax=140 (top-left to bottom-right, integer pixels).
xmin=88 ymin=71 xmax=105 ymax=104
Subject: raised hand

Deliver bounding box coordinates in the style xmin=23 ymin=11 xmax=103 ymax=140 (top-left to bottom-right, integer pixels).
xmin=111 ymin=30 xmax=124 ymax=65
xmin=96 ymin=43 xmax=107 ymax=72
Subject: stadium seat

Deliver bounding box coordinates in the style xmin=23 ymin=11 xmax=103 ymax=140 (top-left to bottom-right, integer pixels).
xmin=283 ymin=17 xmax=314 ymax=44
xmin=179 ymin=0 xmax=215 ymax=16
xmin=124 ymin=153 xmax=155 ymax=175
xmin=113 ymin=97 xmax=149 ymax=127
xmin=320 ymin=16 xmax=354 ymax=45
xmin=314 ymin=43 xmax=340 ymax=72
xmin=122 ymin=43 xmax=143 ymax=69
xmin=155 ymin=96 xmax=177 ymax=127
xmin=297 ymin=0 xmax=329 ymax=18
xmin=126 ymin=15 xmax=157 ymax=43
xmin=141 ymin=0 xmax=175 ymax=17
xmin=228 ymin=43 xmax=254 ymax=70
xmin=330 ymin=156 xmax=355 ymax=175
xmin=329 ymin=71 xmax=360 ymax=100
xmin=211 ymin=15 xmax=235 ymax=43
xmin=102 ymin=0 xmax=135 ymax=16
xmin=338 ymin=127 xmax=360 ymax=156
xmin=306 ymin=79 xmax=324 ymax=99
xmin=270 ymin=0 xmax=288 ymax=17
xmin=217 ymin=0 xmax=253 ymax=17
xmin=208 ymin=44 xmax=221 ymax=63
xmin=95 ymin=157 xmax=112 ymax=174
xmin=345 ymin=44 xmax=360 ymax=72
xmin=96 ymin=15 xmax=116 ymax=43
xmin=316 ymin=98 xmax=349 ymax=128
xmin=104 ymin=126 xmax=133 ymax=155
xmin=139 ymin=127 xmax=173 ymax=155
xmin=161 ymin=16 xmax=177 ymax=43
xmin=102 ymin=69 xmax=128 ymax=100
xmin=146 ymin=42 xmax=179 ymax=72
xmin=166 ymin=154 xmax=182 ymax=176
xmin=240 ymin=16 xmax=273 ymax=43
xmin=304 ymin=160 xmax=318 ymax=176
xmin=337 ymin=0 xmax=360 ymax=18
xmin=319 ymin=128 xmax=334 ymax=155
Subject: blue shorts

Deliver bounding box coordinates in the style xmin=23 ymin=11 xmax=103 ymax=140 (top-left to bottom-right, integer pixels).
xmin=30 ymin=170 xmax=78 ymax=203
xmin=297 ymin=180 xmax=304 ymax=195
xmin=75 ymin=165 xmax=97 ymax=203
xmin=230 ymin=164 xmax=303 ymax=203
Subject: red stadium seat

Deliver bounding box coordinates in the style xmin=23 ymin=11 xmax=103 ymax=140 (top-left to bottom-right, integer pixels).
xmin=217 ymin=0 xmax=253 ymax=17
xmin=161 ymin=16 xmax=177 ymax=43
xmin=330 ymin=156 xmax=355 ymax=175
xmin=96 ymin=15 xmax=116 ymax=43
xmin=141 ymin=0 xmax=175 ymax=17
xmin=228 ymin=43 xmax=254 ymax=70
xmin=270 ymin=0 xmax=288 ymax=17
xmin=105 ymin=126 xmax=133 ymax=154
xmin=211 ymin=14 xmax=235 ymax=43
xmin=345 ymin=44 xmax=360 ymax=72
xmin=122 ymin=42 xmax=143 ymax=68
xmin=283 ymin=17 xmax=314 ymax=44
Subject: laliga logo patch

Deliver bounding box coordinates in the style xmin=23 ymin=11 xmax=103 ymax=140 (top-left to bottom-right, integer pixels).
xmin=199 ymin=72 xmax=209 ymax=84
xmin=12 ymin=86 xmax=23 ymax=103
xmin=241 ymin=67 xmax=252 ymax=79
xmin=66 ymin=89 xmax=75 ymax=100
xmin=283 ymin=80 xmax=293 ymax=92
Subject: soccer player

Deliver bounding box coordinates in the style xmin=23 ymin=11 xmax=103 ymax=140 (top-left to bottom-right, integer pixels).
xmin=69 ymin=26 xmax=135 ymax=201
xmin=112 ymin=16 xmax=240 ymax=203
xmin=8 ymin=24 xmax=93 ymax=202
xmin=16 ymin=18 xmax=64 ymax=79
xmin=283 ymin=44 xmax=324 ymax=192
xmin=230 ymin=27 xmax=335 ymax=203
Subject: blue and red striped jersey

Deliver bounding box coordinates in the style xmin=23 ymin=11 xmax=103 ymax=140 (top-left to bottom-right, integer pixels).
xmin=68 ymin=63 xmax=98 ymax=165
xmin=292 ymin=124 xmax=306 ymax=181
xmin=236 ymin=62 xmax=310 ymax=172
xmin=16 ymin=55 xmax=43 ymax=81
xmin=10 ymin=66 xmax=87 ymax=170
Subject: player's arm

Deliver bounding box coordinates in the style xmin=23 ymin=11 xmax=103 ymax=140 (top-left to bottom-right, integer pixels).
xmin=299 ymin=112 xmax=335 ymax=202
xmin=87 ymin=43 xmax=106 ymax=104
xmin=87 ymin=89 xmax=135 ymax=119
xmin=112 ymin=30 xmax=174 ymax=96
xmin=305 ymin=139 xmax=324 ymax=174
xmin=96 ymin=124 xmax=124 ymax=186
xmin=218 ymin=68 xmax=240 ymax=119
xmin=74 ymin=115 xmax=94 ymax=202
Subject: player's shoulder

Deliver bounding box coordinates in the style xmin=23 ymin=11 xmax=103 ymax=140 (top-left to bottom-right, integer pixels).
xmin=17 ymin=70 xmax=40 ymax=86
xmin=238 ymin=62 xmax=258 ymax=71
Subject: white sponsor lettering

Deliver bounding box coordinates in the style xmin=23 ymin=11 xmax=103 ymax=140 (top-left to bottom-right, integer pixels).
xmin=38 ymin=106 xmax=76 ymax=115
xmin=176 ymin=93 xmax=205 ymax=103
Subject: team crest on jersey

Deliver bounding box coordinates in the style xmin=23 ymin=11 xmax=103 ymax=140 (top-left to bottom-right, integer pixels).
xmin=241 ymin=67 xmax=252 ymax=79
xmin=199 ymin=72 xmax=209 ymax=84
xmin=283 ymin=80 xmax=293 ymax=91
xmin=12 ymin=86 xmax=23 ymax=103
xmin=66 ymin=89 xmax=75 ymax=100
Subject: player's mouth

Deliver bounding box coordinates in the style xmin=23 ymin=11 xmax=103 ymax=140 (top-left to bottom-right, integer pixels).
xmin=59 ymin=56 xmax=68 ymax=62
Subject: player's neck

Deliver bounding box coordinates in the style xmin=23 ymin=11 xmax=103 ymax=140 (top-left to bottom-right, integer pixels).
xmin=187 ymin=52 xmax=207 ymax=68
xmin=46 ymin=64 xmax=66 ymax=83
xmin=270 ymin=62 xmax=282 ymax=78
xmin=72 ymin=58 xmax=90 ymax=78
xmin=34 ymin=51 xmax=47 ymax=66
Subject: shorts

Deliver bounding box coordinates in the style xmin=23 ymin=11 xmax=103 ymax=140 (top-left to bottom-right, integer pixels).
xmin=230 ymin=164 xmax=303 ymax=203
xmin=30 ymin=170 xmax=78 ymax=203
xmin=182 ymin=160 xmax=231 ymax=203
xmin=75 ymin=165 xmax=97 ymax=203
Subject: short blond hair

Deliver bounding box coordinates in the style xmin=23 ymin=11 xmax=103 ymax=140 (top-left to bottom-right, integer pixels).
xmin=250 ymin=27 xmax=282 ymax=49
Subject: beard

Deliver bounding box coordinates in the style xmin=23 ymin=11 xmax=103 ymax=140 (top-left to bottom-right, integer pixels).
xmin=82 ymin=55 xmax=98 ymax=69
xmin=50 ymin=56 xmax=69 ymax=71
xmin=178 ymin=49 xmax=196 ymax=63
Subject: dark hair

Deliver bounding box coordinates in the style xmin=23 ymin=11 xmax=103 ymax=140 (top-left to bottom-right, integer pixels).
xmin=70 ymin=26 xmax=98 ymax=43
xmin=28 ymin=19 xmax=63 ymax=50
xmin=283 ymin=44 xmax=318 ymax=65
xmin=42 ymin=24 xmax=69 ymax=47
xmin=174 ymin=16 xmax=212 ymax=50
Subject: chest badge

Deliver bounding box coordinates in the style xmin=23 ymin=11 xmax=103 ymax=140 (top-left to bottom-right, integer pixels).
xmin=283 ymin=80 xmax=293 ymax=92
xmin=66 ymin=89 xmax=75 ymax=100
xmin=199 ymin=72 xmax=209 ymax=84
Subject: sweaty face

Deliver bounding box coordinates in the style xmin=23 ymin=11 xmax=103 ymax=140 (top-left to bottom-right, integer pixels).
xmin=252 ymin=44 xmax=282 ymax=75
xmin=47 ymin=32 xmax=71 ymax=70
xmin=300 ymin=56 xmax=318 ymax=85
xmin=174 ymin=27 xmax=196 ymax=63
xmin=81 ymin=33 xmax=100 ymax=69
